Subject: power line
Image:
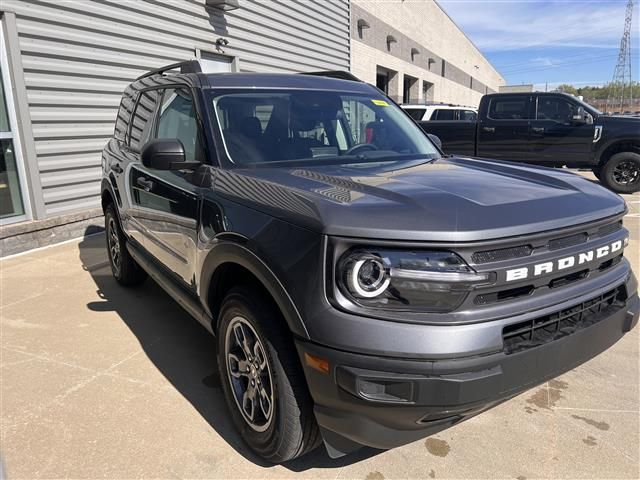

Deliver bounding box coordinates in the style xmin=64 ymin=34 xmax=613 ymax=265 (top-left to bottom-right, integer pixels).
xmin=501 ymin=53 xmax=637 ymax=75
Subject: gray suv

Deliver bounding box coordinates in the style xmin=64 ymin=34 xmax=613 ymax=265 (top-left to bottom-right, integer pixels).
xmin=101 ymin=62 xmax=639 ymax=462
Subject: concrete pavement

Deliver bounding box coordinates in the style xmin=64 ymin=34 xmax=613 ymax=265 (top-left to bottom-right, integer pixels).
xmin=1 ymin=181 xmax=638 ymax=479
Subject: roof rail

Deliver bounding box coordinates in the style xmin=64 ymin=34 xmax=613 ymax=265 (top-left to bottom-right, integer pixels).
xmin=300 ymin=70 xmax=362 ymax=82
xmin=136 ymin=60 xmax=202 ymax=81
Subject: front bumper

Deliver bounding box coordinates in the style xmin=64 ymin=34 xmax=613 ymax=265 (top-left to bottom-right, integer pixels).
xmin=296 ymin=278 xmax=639 ymax=457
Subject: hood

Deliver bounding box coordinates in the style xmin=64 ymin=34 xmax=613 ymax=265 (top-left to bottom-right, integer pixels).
xmin=598 ymin=115 xmax=640 ymax=127
xmin=214 ymin=157 xmax=626 ymax=242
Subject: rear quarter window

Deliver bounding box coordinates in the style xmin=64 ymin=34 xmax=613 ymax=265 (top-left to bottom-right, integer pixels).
xmin=113 ymin=89 xmax=136 ymax=142
xmin=405 ymin=108 xmax=426 ymax=121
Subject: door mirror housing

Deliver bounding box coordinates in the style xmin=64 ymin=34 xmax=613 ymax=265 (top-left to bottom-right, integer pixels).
xmin=428 ymin=133 xmax=443 ymax=150
xmin=571 ymin=106 xmax=590 ymax=125
xmin=141 ymin=139 xmax=200 ymax=170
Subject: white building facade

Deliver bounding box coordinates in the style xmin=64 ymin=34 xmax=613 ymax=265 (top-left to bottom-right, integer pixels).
xmin=350 ymin=0 xmax=504 ymax=107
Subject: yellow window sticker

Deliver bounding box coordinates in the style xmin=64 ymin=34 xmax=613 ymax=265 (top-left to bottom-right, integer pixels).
xmin=371 ymin=99 xmax=389 ymax=107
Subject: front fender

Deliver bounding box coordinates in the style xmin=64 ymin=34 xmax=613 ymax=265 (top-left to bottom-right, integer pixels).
xmin=199 ymin=242 xmax=310 ymax=339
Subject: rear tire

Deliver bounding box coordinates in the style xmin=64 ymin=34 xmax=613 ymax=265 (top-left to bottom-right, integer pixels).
xmin=105 ymin=204 xmax=147 ymax=286
xmin=592 ymin=166 xmax=602 ymax=180
xmin=600 ymin=152 xmax=640 ymax=194
xmin=217 ymin=287 xmax=321 ymax=463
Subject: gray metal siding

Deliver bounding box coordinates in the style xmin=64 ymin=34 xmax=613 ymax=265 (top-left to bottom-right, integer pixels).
xmin=4 ymin=0 xmax=350 ymax=218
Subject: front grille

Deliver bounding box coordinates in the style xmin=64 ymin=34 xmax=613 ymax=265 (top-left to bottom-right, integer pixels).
xmin=472 ymin=245 xmax=532 ymax=264
xmin=502 ymin=286 xmax=626 ymax=354
xmin=470 ymin=219 xmax=622 ymax=265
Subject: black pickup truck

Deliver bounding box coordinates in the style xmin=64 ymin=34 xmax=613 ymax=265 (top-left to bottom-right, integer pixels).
xmin=418 ymin=92 xmax=640 ymax=193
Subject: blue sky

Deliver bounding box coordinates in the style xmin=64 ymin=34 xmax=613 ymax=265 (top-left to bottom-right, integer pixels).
xmin=438 ymin=0 xmax=640 ymax=90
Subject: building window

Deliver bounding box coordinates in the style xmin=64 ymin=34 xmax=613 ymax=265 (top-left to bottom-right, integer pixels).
xmin=0 ymin=22 xmax=30 ymax=224
xmin=441 ymin=60 xmax=446 ymax=78
xmin=386 ymin=35 xmax=397 ymax=52
xmin=422 ymin=81 xmax=434 ymax=102
xmin=403 ymin=74 xmax=418 ymax=104
xmin=356 ymin=19 xmax=370 ymax=39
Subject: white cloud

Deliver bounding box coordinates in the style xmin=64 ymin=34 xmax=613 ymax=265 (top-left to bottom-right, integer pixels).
xmin=438 ymin=0 xmax=634 ymax=51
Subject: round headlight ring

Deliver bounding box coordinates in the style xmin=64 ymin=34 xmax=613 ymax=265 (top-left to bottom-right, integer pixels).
xmin=347 ymin=256 xmax=390 ymax=298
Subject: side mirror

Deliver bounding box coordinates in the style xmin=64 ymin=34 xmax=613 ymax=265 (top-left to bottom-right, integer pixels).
xmin=571 ymin=107 xmax=587 ymax=125
xmin=428 ymin=133 xmax=442 ymax=150
xmin=141 ymin=139 xmax=185 ymax=170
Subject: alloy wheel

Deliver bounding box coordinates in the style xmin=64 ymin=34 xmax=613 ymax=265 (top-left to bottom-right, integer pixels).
xmin=107 ymin=216 xmax=121 ymax=276
xmin=224 ymin=316 xmax=275 ymax=432
xmin=612 ymin=160 xmax=639 ymax=186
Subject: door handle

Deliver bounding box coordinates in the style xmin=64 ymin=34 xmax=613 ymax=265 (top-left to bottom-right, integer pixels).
xmin=482 ymin=127 xmax=495 ymax=133
xmin=110 ymin=163 xmax=123 ymax=174
xmin=136 ymin=177 xmax=154 ymax=191
xmin=531 ymin=127 xmax=545 ymax=134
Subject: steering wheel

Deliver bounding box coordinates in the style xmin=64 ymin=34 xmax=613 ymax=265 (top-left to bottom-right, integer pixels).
xmin=344 ymin=143 xmax=379 ymax=155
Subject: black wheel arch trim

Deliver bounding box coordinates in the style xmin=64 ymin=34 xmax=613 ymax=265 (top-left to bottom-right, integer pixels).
xmin=199 ymin=242 xmax=310 ymax=340
xmin=596 ymin=137 xmax=640 ymax=165
xmin=101 ymin=177 xmax=121 ymax=211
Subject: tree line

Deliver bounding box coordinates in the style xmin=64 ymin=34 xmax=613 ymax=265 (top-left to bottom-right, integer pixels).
xmin=553 ymin=82 xmax=640 ymax=100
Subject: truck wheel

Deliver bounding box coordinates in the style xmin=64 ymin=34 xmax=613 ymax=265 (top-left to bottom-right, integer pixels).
xmin=104 ymin=204 xmax=147 ymax=286
xmin=600 ymin=152 xmax=640 ymax=194
xmin=217 ymin=287 xmax=321 ymax=462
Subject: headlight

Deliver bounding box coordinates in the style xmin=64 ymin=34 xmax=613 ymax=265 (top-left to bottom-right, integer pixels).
xmin=337 ymin=248 xmax=491 ymax=313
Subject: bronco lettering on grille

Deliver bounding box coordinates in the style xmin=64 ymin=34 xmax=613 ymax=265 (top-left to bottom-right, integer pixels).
xmin=505 ymin=239 xmax=626 ymax=282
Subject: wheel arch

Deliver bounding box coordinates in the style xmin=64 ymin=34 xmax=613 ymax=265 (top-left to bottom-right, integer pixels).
xmin=200 ymin=242 xmax=309 ymax=340
xmin=101 ymin=179 xmax=115 ymax=212
xmin=596 ymin=138 xmax=640 ymax=167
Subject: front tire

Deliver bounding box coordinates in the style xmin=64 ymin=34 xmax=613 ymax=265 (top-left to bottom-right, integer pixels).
xmin=104 ymin=204 xmax=147 ymax=286
xmin=600 ymin=152 xmax=640 ymax=194
xmin=217 ymin=287 xmax=320 ymax=462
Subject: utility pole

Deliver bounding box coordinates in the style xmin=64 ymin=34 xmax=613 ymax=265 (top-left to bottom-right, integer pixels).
xmin=606 ymin=0 xmax=634 ymax=113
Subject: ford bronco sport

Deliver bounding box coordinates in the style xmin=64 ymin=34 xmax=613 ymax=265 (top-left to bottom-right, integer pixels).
xmin=101 ymin=61 xmax=639 ymax=462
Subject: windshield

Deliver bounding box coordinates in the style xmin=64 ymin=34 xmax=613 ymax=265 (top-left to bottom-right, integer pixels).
xmin=210 ymin=90 xmax=439 ymax=167
xmin=574 ymin=96 xmax=602 ymax=115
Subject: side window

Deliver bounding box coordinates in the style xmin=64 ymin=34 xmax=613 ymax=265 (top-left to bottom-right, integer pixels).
xmin=536 ymin=97 xmax=577 ymax=124
xmin=154 ymin=88 xmax=202 ymax=162
xmin=433 ymin=109 xmax=455 ymax=120
xmin=460 ymin=110 xmax=477 ymax=121
xmin=488 ymin=96 xmax=531 ymax=120
xmin=129 ymin=89 xmax=160 ymax=151
xmin=405 ymin=108 xmax=426 ymax=121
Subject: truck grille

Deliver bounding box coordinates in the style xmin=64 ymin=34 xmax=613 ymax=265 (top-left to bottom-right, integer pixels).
xmin=502 ymin=286 xmax=626 ymax=355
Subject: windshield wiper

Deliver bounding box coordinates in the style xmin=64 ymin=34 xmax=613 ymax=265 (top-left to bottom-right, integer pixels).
xmin=244 ymin=153 xmax=437 ymax=169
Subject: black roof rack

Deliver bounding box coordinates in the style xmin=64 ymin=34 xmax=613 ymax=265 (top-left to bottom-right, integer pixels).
xmin=300 ymin=70 xmax=362 ymax=82
xmin=136 ymin=60 xmax=202 ymax=81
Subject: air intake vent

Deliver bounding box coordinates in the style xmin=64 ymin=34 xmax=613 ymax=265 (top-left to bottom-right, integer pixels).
xmin=598 ymin=221 xmax=622 ymax=238
xmin=472 ymin=245 xmax=532 ymax=264
xmin=548 ymin=232 xmax=588 ymax=250
xmin=502 ymin=286 xmax=625 ymax=354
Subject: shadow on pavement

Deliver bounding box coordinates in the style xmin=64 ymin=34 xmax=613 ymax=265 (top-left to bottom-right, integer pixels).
xmin=77 ymin=229 xmax=380 ymax=472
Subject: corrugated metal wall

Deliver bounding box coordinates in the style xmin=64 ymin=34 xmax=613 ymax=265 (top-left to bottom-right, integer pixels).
xmin=3 ymin=0 xmax=350 ymax=218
